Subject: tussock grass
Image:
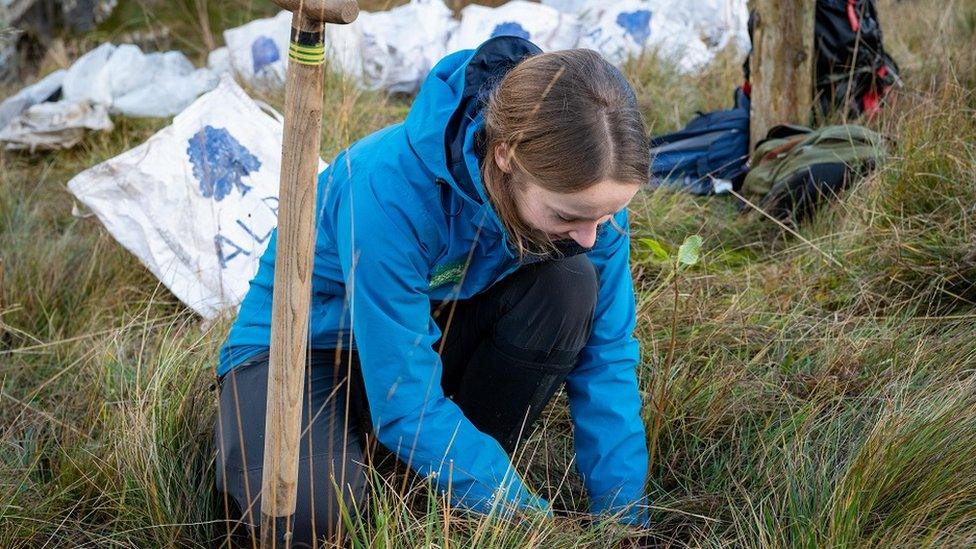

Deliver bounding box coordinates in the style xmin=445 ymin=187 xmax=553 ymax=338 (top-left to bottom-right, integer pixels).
xmin=3 ymin=0 xmax=976 ymax=547
xmin=840 ymin=85 xmax=976 ymax=316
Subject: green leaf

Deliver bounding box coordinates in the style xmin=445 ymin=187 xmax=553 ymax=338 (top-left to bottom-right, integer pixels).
xmin=639 ymin=238 xmax=670 ymax=261
xmin=677 ymin=235 xmax=703 ymax=267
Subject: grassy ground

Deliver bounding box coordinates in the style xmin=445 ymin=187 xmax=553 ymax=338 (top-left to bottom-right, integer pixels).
xmin=2 ymin=0 xmax=976 ymax=547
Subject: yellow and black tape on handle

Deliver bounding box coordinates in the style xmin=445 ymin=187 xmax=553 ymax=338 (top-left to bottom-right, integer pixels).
xmin=289 ymin=28 xmax=325 ymax=66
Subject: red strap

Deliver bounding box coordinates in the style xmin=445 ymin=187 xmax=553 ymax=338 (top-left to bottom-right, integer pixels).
xmin=847 ymin=0 xmax=861 ymax=32
xmin=863 ymin=89 xmax=880 ymax=118
xmin=743 ymin=80 xmax=752 ymax=97
xmin=761 ymin=137 xmax=806 ymax=162
xmin=863 ymin=66 xmax=894 ymax=119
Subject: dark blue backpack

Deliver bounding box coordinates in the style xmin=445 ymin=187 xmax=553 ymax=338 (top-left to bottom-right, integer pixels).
xmin=648 ymin=89 xmax=750 ymax=195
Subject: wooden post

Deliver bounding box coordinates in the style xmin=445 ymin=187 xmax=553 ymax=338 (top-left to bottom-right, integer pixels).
xmin=261 ymin=1 xmax=358 ymax=547
xmin=747 ymin=0 xmax=816 ymax=150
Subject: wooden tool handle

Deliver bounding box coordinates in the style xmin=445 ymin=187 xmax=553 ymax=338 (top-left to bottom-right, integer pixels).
xmin=260 ymin=5 xmax=358 ymax=548
xmin=272 ymin=0 xmax=359 ymax=24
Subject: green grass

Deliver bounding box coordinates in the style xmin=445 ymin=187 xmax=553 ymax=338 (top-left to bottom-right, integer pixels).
xmin=3 ymin=0 xmax=976 ymax=547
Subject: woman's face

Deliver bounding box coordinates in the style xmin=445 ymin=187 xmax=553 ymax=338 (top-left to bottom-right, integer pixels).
xmin=494 ymin=143 xmax=640 ymax=249
xmin=514 ymin=179 xmax=640 ymax=249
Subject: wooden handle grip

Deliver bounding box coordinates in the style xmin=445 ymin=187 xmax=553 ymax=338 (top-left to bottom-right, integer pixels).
xmin=260 ymin=49 xmax=323 ymax=520
xmin=272 ymin=0 xmax=359 ymax=24
xmin=260 ymin=4 xmax=357 ymax=547
xmin=259 ymin=9 xmax=334 ymax=548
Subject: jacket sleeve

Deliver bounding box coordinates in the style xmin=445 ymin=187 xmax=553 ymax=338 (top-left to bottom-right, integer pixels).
xmin=334 ymin=175 xmax=550 ymax=518
xmin=567 ymin=208 xmax=649 ymax=526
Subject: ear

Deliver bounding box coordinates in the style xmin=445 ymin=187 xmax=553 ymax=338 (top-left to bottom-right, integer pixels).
xmin=493 ymin=142 xmax=512 ymax=174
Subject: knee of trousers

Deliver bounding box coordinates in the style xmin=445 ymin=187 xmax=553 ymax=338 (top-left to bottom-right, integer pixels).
xmin=524 ymin=253 xmax=598 ymax=321
xmin=498 ymin=254 xmax=599 ymax=356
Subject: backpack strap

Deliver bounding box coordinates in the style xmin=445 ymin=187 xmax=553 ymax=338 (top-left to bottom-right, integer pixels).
xmin=765 ymin=124 xmax=811 ymax=140
xmin=759 ymin=136 xmax=806 ymax=163
xmin=846 ymin=0 xmax=861 ymax=32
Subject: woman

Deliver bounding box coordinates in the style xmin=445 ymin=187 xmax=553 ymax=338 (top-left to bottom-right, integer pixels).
xmin=215 ymin=36 xmax=650 ymax=546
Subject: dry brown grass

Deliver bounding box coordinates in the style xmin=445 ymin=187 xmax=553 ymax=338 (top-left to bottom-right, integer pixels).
xmin=2 ymin=0 xmax=976 ymax=547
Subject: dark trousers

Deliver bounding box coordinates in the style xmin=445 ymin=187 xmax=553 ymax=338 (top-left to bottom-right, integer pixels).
xmin=214 ymin=254 xmax=598 ymax=547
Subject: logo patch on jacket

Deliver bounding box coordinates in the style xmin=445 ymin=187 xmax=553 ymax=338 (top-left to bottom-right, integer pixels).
xmin=428 ymin=258 xmax=468 ymax=290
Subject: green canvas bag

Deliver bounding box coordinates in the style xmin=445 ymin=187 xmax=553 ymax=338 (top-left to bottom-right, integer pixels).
xmin=741 ymin=124 xmax=885 ymax=224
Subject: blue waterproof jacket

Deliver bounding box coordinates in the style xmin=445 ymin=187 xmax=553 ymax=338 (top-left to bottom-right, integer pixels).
xmin=220 ymin=36 xmax=649 ymax=526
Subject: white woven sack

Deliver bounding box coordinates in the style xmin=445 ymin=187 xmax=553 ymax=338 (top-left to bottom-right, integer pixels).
xmin=574 ymin=0 xmax=713 ymax=72
xmin=222 ymin=10 xmax=364 ymax=91
xmin=447 ymin=1 xmax=582 ymax=53
xmin=68 ymin=75 xmax=325 ymax=319
xmin=357 ymin=0 xmax=458 ymax=94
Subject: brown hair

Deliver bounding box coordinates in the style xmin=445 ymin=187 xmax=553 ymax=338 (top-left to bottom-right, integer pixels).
xmin=481 ymin=48 xmax=649 ymax=259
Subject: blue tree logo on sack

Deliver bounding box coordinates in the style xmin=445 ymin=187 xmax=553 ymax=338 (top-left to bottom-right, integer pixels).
xmin=491 ymin=22 xmax=530 ymax=40
xmin=187 ymin=125 xmax=262 ymax=201
xmin=616 ymin=10 xmax=652 ymax=45
xmin=251 ymin=36 xmax=281 ymax=74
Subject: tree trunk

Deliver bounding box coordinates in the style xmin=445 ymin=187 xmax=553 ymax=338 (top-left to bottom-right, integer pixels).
xmin=748 ymin=0 xmax=816 ymax=150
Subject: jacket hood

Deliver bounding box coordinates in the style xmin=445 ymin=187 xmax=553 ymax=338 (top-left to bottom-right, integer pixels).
xmin=403 ymin=36 xmax=542 ymax=208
